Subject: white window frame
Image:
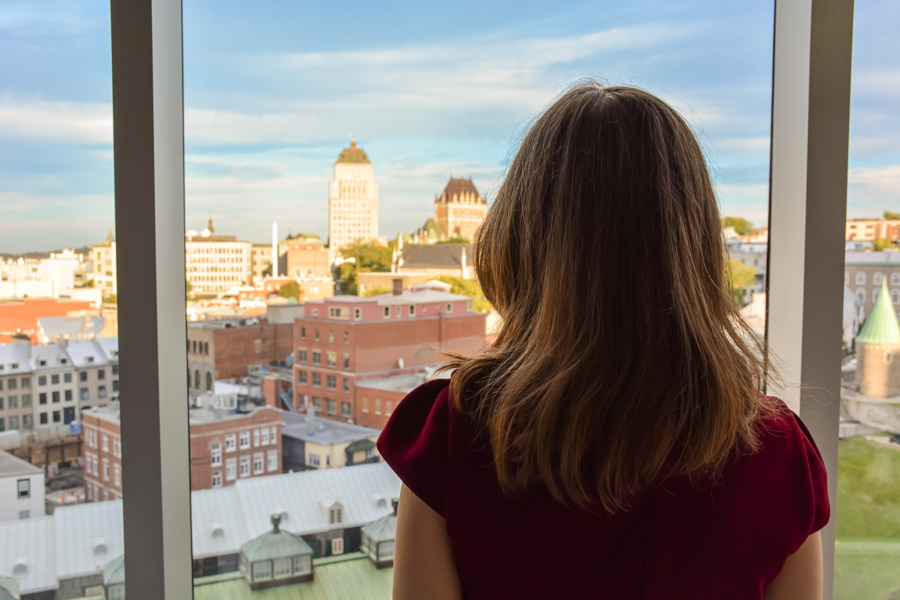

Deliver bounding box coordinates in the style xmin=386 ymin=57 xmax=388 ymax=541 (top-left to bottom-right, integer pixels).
xmin=225 ymin=458 xmax=236 ymax=481
xmin=210 ymin=442 xmax=222 ymax=467
xmin=239 ymin=431 xmax=250 ymax=449
xmin=107 ymin=2 xmax=853 ymax=597
xmin=261 ymin=428 xmax=269 ymax=445
xmin=253 ymin=452 xmax=264 ymax=474
xmin=239 ymin=456 xmax=250 ymax=477
xmin=267 ymin=450 xmax=278 ymax=472
xmin=225 ymin=434 xmax=236 ymax=452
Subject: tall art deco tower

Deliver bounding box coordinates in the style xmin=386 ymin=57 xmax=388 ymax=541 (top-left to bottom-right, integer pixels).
xmin=328 ymin=140 xmax=379 ymax=253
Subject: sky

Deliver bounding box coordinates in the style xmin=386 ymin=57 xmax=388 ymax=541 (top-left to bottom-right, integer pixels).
xmin=0 ymin=0 xmax=897 ymax=253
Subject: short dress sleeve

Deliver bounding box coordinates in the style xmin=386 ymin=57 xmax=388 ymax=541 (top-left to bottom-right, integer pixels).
xmin=785 ymin=406 xmax=831 ymax=543
xmin=376 ymin=378 xmax=452 ymax=517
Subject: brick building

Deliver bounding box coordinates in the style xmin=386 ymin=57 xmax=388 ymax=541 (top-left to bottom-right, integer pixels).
xmin=433 ymin=177 xmax=487 ymax=241
xmin=292 ymin=282 xmax=486 ymax=428
xmin=187 ymin=315 xmax=294 ymax=396
xmin=846 ymin=218 xmax=900 ymax=242
xmin=285 ymin=236 xmax=331 ymax=279
xmin=83 ymin=397 xmax=282 ymax=499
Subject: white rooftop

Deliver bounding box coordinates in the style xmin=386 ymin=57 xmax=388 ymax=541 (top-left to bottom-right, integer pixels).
xmin=0 ymin=450 xmax=42 ymax=478
xmin=282 ymin=411 xmax=381 ymax=445
xmin=355 ymin=369 xmax=443 ymax=394
xmin=0 ymin=343 xmax=31 ymax=375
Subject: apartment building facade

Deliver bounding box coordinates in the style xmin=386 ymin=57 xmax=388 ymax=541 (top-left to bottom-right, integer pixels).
xmin=90 ymin=231 xmax=118 ymax=298
xmin=185 ymin=222 xmax=253 ymax=298
xmin=292 ymin=283 xmax=486 ymax=428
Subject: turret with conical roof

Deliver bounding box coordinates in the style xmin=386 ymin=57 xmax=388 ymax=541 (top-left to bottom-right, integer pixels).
xmin=855 ymin=279 xmax=900 ymax=397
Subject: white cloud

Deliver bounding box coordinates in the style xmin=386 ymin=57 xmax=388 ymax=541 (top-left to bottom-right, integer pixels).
xmin=0 ymin=97 xmax=112 ymax=144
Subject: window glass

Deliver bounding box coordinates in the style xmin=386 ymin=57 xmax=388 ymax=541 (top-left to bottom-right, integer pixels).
xmin=835 ymin=3 xmax=900 ymax=598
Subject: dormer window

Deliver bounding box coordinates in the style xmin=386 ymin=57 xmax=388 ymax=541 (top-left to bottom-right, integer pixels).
xmin=39 ymin=360 xmax=46 ymax=366
xmin=88 ymin=356 xmax=95 ymax=363
xmin=60 ymin=358 xmax=67 ymax=364
xmin=329 ymin=506 xmax=342 ymax=524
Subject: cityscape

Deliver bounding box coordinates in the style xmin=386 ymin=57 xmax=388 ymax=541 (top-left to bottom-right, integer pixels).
xmin=0 ymin=0 xmax=898 ymax=599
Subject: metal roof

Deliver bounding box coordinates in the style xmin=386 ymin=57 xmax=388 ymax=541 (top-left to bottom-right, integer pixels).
xmin=0 ymin=343 xmax=32 ymax=375
xmin=0 ymin=516 xmax=56 ymax=594
xmin=29 ymin=344 xmax=71 ymax=373
xmin=0 ymin=450 xmax=42 ymax=478
xmin=360 ymin=513 xmax=396 ymax=543
xmin=64 ymin=340 xmax=110 ymax=368
xmin=856 ymin=280 xmax=900 ymax=346
xmin=54 ymin=500 xmax=125 ymax=579
xmin=191 ymin=486 xmax=250 ymax=559
xmin=241 ymin=527 xmax=313 ymax=562
xmin=37 ymin=316 xmax=104 ymax=342
xmin=193 ymin=553 xmax=392 ymax=600
xmin=281 ymin=411 xmax=380 ymax=446
xmin=102 ymin=554 xmax=125 ymax=585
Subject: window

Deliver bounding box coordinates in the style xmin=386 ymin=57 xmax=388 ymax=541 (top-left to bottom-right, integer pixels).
xmin=267 ymin=450 xmax=278 ymax=472
xmin=211 ymin=471 xmax=222 ymax=488
xmin=874 ymin=272 xmax=884 ymax=285
xmin=114 ymin=464 xmax=121 ymax=486
xmin=113 ymin=380 xmax=119 ymax=392
xmin=309 ymin=453 xmax=320 ymax=468
xmin=274 ymin=557 xmax=292 ymax=579
xmin=18 ymin=510 xmax=30 ymax=520
xmin=857 ymin=271 xmax=867 ymax=285
xmin=297 ymin=393 xmax=308 ymax=408
xmin=225 ymin=434 xmax=236 ymax=451
xmin=327 ymin=351 xmax=336 ymax=368
xmin=354 ymin=308 xmax=361 ymax=320
xmin=239 ymin=456 xmax=250 ymax=477
xmin=327 ymin=375 xmax=336 ymax=390
xmin=384 ymin=306 xmax=390 ymax=318
xmin=298 ymin=370 xmax=307 ymax=384
xmin=300 ymin=326 xmax=306 ymax=339
xmin=239 ymin=431 xmax=250 ymax=449
xmin=21 ymin=377 xmax=30 ymax=388
xmin=893 ymin=290 xmax=900 ymax=305
xmin=6 ymin=379 xmax=15 ymax=392
xmin=103 ymin=458 xmax=110 ymax=481
xmin=98 ymin=386 xmax=107 ymax=399
xmin=103 ymin=435 xmax=109 ymax=452
xmin=298 ymin=349 xmax=307 ymax=362
xmin=80 ymin=388 xmax=89 ymax=401
xmin=327 ymin=399 xmax=336 ymax=415
xmin=343 ymin=331 xmax=349 ymax=344
xmin=80 ymin=371 xmax=88 ymax=382
xmin=38 ymin=376 xmax=47 ymax=386
xmin=314 ymin=328 xmax=320 ymax=341
xmin=65 ymin=390 xmax=72 ymax=402
xmin=313 ymin=396 xmax=322 ymax=410
xmin=857 ymin=288 xmax=867 ymax=303
xmin=112 ymin=364 xmax=119 ymax=376
xmin=52 ymin=410 xmax=61 ymax=423
xmin=892 ymin=273 xmax=900 ymax=286
xmin=312 ymin=350 xmax=321 ymax=365
xmin=328 ymin=329 xmax=334 ymax=343
xmin=386 ymin=400 xmax=393 ymax=415
xmin=253 ymin=453 xmax=264 ymax=474
xmin=8 ymin=416 xmax=19 ymax=430
xmin=261 ymin=428 xmax=270 ymax=445
xmin=64 ymin=373 xmax=72 ymax=383
xmin=341 ymin=401 xmax=351 ymax=417
xmin=51 ymin=374 xmax=60 ymax=385
xmin=39 ymin=413 xmax=47 ymax=425
xmin=329 ymin=507 xmax=342 ymax=524
xmin=7 ymin=396 xmax=16 ymax=409
xmin=409 ymin=305 xmax=415 ymax=316
xmin=375 ymin=398 xmax=382 ymax=415
xmin=446 ymin=303 xmax=453 ymax=313
xmin=17 ymin=479 xmax=30 ymax=498
xmin=365 ymin=447 xmax=374 ymax=459
xmin=51 ymin=391 xmax=60 ymax=403
xmin=331 ymin=537 xmax=344 ymax=555
xmin=98 ymin=369 xmax=106 ymax=380
xmin=22 ymin=415 xmax=32 ymax=429
xmin=312 ymin=372 xmax=321 ymax=388
xmin=363 ymin=396 xmax=369 ymax=413
xmin=211 ymin=442 xmax=222 ymax=466
xmin=344 ymin=355 xmax=350 ymax=370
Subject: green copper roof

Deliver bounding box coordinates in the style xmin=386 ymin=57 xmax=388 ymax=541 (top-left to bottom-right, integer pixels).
xmin=241 ymin=516 xmax=313 ymax=562
xmin=336 ymin=141 xmax=370 ymax=164
xmin=103 ymin=554 xmax=126 ymax=585
xmin=857 ymin=280 xmax=900 ymax=346
xmin=361 ymin=513 xmax=396 ymax=543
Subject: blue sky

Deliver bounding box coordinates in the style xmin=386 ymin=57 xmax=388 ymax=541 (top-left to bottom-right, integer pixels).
xmin=0 ymin=0 xmax=897 ymax=253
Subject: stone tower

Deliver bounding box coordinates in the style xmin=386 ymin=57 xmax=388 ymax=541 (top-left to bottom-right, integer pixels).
xmin=328 ymin=140 xmax=379 ymax=253
xmin=855 ymin=279 xmax=900 ymax=397
xmin=434 ymin=177 xmax=487 ymax=241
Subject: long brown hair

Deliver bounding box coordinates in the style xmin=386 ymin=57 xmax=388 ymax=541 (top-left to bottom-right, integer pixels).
xmin=445 ymin=82 xmax=771 ymax=513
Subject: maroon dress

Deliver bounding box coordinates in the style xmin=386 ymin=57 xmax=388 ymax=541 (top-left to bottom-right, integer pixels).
xmin=377 ymin=378 xmax=829 ymax=600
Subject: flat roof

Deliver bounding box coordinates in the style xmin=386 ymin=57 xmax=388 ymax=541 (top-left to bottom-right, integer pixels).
xmin=282 ymin=411 xmax=381 ymax=444
xmin=355 ymin=369 xmax=442 ymax=394
xmin=0 ymin=449 xmax=42 ymax=478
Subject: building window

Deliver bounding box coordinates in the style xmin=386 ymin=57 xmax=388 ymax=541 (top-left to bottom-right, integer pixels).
xmin=52 ymin=391 xmax=60 ymax=403
xmin=17 ymin=479 xmax=30 ymax=498
xmin=892 ymin=273 xmax=900 ymax=286
xmin=267 ymin=450 xmax=278 ymax=472
xmin=112 ymin=364 xmax=119 ymax=376
xmin=80 ymin=371 xmax=88 ymax=382
xmin=239 ymin=456 xmax=250 ymax=477
xmin=239 ymin=431 xmax=250 ymax=449
xmin=314 ymin=328 xmax=320 ymax=342
xmin=365 ymin=447 xmax=374 ymax=459
xmin=312 ymin=351 xmax=321 ymax=365
xmin=300 ymin=326 xmax=306 ymax=339
xmin=327 ymin=375 xmax=336 ymax=391
xmin=329 ymin=507 xmax=342 ymax=524
xmin=312 ymin=373 xmax=321 ymax=388
xmin=343 ymin=355 xmax=349 ymax=370
xmin=409 ymin=305 xmax=415 ymax=316
xmin=113 ymin=380 xmax=119 ymax=392
xmin=22 ymin=415 xmax=32 ymax=429
xmin=383 ymin=306 xmax=390 ymax=318
xmin=297 ymin=393 xmax=308 ymax=408
xmin=21 ymin=377 xmax=30 ymax=388
xmin=309 ymin=453 xmax=320 ymax=468
xmin=874 ymin=272 xmax=884 ymax=285
xmin=856 ymin=271 xmax=866 ymax=285
xmin=103 ymin=434 xmax=109 ymax=452
xmin=446 ymin=303 xmax=453 ymax=313
xmin=103 ymin=458 xmax=110 ymax=481
xmin=253 ymin=453 xmax=264 ymax=474
xmin=212 ymin=471 xmax=222 ymax=488
xmin=211 ymin=442 xmax=222 ymax=466
xmin=65 ymin=390 xmax=72 ymax=402
xmin=98 ymin=369 xmax=106 ymax=381
xmin=313 ymin=396 xmax=322 ymax=410
xmin=343 ymin=331 xmax=349 ymax=344
xmin=327 ymin=352 xmax=336 ymax=368
xmin=64 ymin=373 xmax=72 ymax=383
xmin=375 ymin=398 xmax=382 ymax=415
xmin=857 ymin=288 xmax=866 ymax=303
xmin=52 ymin=410 xmax=61 ymax=423
xmin=114 ymin=464 xmax=121 ymax=486
xmin=298 ymin=349 xmax=307 ymax=362
xmin=226 ymin=458 xmax=236 ymax=481
xmin=80 ymin=388 xmax=89 ymax=401
xmin=327 ymin=399 xmax=336 ymax=415
xmin=51 ymin=374 xmax=60 ymax=385
xmin=341 ymin=401 xmax=351 ymax=417
xmin=261 ymin=428 xmax=269 ymax=445
xmin=98 ymin=386 xmax=107 ymax=399
xmin=8 ymin=416 xmax=18 ymax=430
xmin=363 ymin=396 xmax=369 ymax=413
xmin=893 ymin=289 xmax=900 ymax=305
xmin=354 ymin=308 xmax=361 ymax=320
xmin=38 ymin=376 xmax=47 ymax=386
xmin=7 ymin=396 xmax=16 ymax=409
xmin=205 ymin=372 xmax=212 ymax=391
xmin=225 ymin=434 xmax=236 ymax=451
xmin=298 ymin=370 xmax=307 ymax=384
xmin=386 ymin=400 xmax=393 ymax=415
xmin=328 ymin=330 xmax=334 ymax=343
xmin=194 ymin=370 xmax=200 ymax=389
xmin=39 ymin=413 xmax=47 ymax=425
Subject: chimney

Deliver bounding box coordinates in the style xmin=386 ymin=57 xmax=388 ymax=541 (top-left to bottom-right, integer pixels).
xmin=271 ymin=513 xmax=282 ymax=533
xmin=272 ymin=221 xmax=279 ymax=278
xmin=391 ymin=498 xmax=399 ymax=516
xmin=350 ymin=140 xmax=357 ymax=150
xmin=392 ymin=279 xmax=402 ymax=296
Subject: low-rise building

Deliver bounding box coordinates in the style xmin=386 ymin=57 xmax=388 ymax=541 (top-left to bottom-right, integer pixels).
xmin=185 ymin=221 xmax=253 ymax=299
xmin=281 ymin=408 xmax=381 ymax=472
xmin=0 ymin=450 xmax=44 ymax=522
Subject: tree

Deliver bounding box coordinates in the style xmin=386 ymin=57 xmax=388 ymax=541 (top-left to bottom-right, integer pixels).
xmin=885 ymin=211 xmax=900 ymax=221
xmin=436 ymin=235 xmax=470 ymax=244
xmin=874 ymin=238 xmax=895 ymax=251
xmin=436 ymin=276 xmax=491 ymax=313
xmin=338 ymin=241 xmax=392 ymax=295
xmin=722 ymin=216 xmax=754 ymax=235
xmin=726 ymin=258 xmax=756 ymax=306
xmin=363 ymin=286 xmax=390 ymax=297
xmin=278 ymin=282 xmax=300 ymax=300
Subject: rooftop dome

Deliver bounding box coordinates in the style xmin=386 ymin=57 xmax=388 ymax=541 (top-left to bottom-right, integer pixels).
xmin=856 ymin=280 xmax=900 ymax=346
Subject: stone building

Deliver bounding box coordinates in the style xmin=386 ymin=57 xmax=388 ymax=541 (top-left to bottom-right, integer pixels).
xmin=855 ymin=280 xmax=900 ymax=397
xmin=90 ymin=232 xmax=117 ymax=298
xmin=328 ymin=141 xmax=379 ymax=254
xmin=433 ymin=177 xmax=487 ymax=241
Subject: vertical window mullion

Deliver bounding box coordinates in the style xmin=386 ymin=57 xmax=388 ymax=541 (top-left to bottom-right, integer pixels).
xmin=766 ymin=1 xmax=854 ymax=598
xmin=111 ymin=0 xmax=193 ymax=598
